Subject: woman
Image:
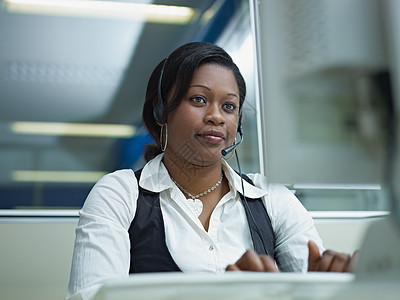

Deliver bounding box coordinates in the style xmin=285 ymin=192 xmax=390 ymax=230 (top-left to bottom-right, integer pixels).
xmin=67 ymin=42 xmax=355 ymax=300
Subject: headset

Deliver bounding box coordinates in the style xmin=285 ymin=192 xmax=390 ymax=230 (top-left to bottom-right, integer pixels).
xmin=153 ymin=58 xmax=270 ymax=256
xmin=221 ymin=120 xmax=243 ymax=156
xmin=153 ymin=59 xmax=168 ymax=124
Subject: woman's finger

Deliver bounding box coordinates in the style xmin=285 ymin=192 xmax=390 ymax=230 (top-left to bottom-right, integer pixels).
xmin=328 ymin=252 xmax=351 ymax=272
xmin=234 ymin=249 xmax=265 ymax=271
xmin=308 ymin=240 xmax=322 ymax=271
xmin=316 ymin=250 xmax=335 ymax=271
xmin=226 ymin=264 xmax=241 ymax=271
xmin=260 ymin=255 xmax=280 ymax=272
xmin=226 ymin=249 xmax=279 ymax=272
xmin=345 ymin=250 xmax=359 ymax=272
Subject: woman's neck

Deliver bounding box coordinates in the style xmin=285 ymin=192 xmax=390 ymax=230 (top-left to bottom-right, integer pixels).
xmin=163 ymin=150 xmax=223 ymax=196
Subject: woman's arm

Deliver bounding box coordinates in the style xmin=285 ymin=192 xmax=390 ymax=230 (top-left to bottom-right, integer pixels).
xmin=262 ymin=183 xmax=324 ymax=272
xmin=66 ymin=169 xmax=138 ymax=300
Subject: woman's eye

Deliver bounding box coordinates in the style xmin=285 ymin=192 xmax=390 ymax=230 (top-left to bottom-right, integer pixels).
xmin=190 ymin=96 xmax=206 ymax=104
xmin=223 ymin=102 xmax=237 ymax=111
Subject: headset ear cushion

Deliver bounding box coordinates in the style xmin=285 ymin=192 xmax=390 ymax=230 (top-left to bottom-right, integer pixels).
xmin=153 ymin=99 xmax=166 ymax=124
xmin=154 ymin=59 xmax=168 ymax=124
xmin=237 ymin=121 xmax=243 ymax=135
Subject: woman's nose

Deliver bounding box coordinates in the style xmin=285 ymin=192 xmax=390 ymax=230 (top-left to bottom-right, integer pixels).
xmin=204 ymin=104 xmax=224 ymax=125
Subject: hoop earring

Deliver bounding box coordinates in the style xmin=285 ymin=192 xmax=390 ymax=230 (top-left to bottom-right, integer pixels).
xmin=160 ymin=123 xmax=168 ymax=151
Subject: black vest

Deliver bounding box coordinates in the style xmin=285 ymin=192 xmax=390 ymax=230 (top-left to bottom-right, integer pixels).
xmin=129 ymin=169 xmax=275 ymax=273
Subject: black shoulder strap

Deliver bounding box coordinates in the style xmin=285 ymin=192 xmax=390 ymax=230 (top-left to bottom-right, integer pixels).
xmin=238 ymin=173 xmax=275 ymax=258
xmin=129 ymin=168 xmax=181 ymax=273
xmin=134 ymin=168 xmax=143 ymax=185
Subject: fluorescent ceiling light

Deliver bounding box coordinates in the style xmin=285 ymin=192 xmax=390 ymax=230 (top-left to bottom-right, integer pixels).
xmin=4 ymin=0 xmax=198 ymax=24
xmin=12 ymin=170 xmax=106 ymax=183
xmin=11 ymin=121 xmax=136 ymax=138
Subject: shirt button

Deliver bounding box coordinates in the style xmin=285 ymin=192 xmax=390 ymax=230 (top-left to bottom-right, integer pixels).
xmin=209 ymin=245 xmax=214 ymax=251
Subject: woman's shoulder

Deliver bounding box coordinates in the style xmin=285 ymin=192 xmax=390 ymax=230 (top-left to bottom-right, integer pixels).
xmin=82 ymin=169 xmax=139 ymax=220
xmin=100 ymin=168 xmax=137 ymax=182
xmin=93 ymin=168 xmax=142 ymax=192
xmin=243 ymin=172 xmax=300 ymax=212
xmin=244 ymin=172 xmax=291 ymax=194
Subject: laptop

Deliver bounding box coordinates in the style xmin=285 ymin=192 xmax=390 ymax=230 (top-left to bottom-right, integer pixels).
xmin=93 ymin=272 xmax=355 ymax=300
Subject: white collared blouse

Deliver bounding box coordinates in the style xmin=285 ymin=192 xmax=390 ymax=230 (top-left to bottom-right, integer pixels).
xmin=67 ymin=154 xmax=323 ymax=300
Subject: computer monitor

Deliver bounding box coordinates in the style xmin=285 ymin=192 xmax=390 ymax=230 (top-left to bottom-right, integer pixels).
xmin=252 ymin=0 xmax=390 ymax=185
xmin=385 ymin=0 xmax=400 ymax=225
xmin=251 ymin=0 xmax=400 ymax=272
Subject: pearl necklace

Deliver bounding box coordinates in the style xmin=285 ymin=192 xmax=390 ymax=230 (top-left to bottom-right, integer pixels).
xmin=171 ymin=173 xmax=224 ymax=217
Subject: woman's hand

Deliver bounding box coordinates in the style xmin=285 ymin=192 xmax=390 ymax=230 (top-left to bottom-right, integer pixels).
xmin=226 ymin=249 xmax=280 ymax=272
xmin=308 ymin=240 xmax=358 ymax=272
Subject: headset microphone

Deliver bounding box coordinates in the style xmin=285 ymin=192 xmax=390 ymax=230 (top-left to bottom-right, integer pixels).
xmin=221 ymin=122 xmax=243 ymax=156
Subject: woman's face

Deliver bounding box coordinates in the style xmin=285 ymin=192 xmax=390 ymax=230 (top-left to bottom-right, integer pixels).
xmin=164 ymin=63 xmax=240 ymax=167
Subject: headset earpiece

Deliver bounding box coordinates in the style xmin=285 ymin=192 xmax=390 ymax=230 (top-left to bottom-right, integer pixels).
xmin=153 ymin=98 xmax=166 ymax=124
xmin=237 ymin=109 xmax=243 ymax=135
xmin=237 ymin=121 xmax=243 ymax=135
xmin=153 ymin=59 xmax=168 ymax=124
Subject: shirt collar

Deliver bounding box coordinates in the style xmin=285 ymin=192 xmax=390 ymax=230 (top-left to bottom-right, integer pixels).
xmin=139 ymin=153 xmax=173 ymax=193
xmin=220 ymin=159 xmax=268 ymax=199
xmin=140 ymin=153 xmax=268 ymax=199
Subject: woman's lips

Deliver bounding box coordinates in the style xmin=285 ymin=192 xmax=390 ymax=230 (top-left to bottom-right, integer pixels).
xmin=198 ymin=130 xmax=225 ymax=144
